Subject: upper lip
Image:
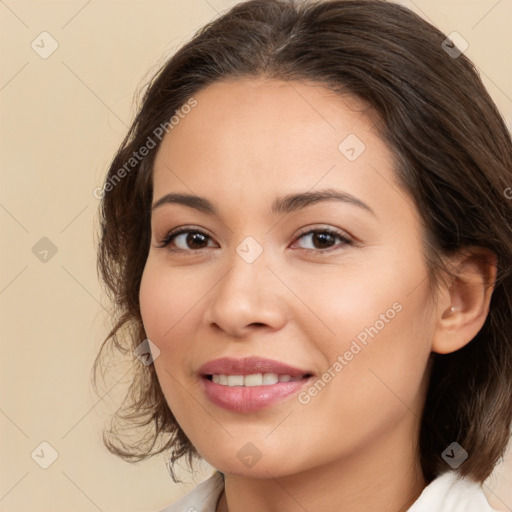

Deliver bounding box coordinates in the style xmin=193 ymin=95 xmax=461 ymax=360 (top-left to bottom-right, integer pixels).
xmin=198 ymin=357 xmax=313 ymax=378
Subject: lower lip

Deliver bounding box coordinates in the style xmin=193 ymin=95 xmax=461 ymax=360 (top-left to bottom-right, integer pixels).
xmin=201 ymin=377 xmax=311 ymax=413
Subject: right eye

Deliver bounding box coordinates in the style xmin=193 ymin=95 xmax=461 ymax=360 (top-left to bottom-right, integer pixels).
xmin=156 ymin=227 xmax=218 ymax=253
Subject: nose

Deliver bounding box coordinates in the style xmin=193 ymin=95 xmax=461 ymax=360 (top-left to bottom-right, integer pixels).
xmin=203 ymin=245 xmax=288 ymax=339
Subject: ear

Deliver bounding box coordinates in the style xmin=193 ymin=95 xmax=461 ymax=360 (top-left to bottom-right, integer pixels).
xmin=432 ymin=246 xmax=497 ymax=355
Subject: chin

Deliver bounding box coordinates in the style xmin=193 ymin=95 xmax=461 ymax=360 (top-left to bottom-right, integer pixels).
xmin=198 ymin=446 xmax=304 ymax=480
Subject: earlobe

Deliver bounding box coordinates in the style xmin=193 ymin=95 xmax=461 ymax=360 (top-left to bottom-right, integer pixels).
xmin=431 ymin=247 xmax=497 ymax=355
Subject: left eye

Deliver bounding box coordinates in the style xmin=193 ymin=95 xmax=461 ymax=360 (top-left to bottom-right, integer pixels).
xmin=293 ymin=228 xmax=352 ymax=252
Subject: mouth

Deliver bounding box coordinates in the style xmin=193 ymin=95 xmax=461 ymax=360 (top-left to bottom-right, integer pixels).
xmin=205 ymin=372 xmax=312 ymax=386
xmin=198 ymin=357 xmax=314 ymax=412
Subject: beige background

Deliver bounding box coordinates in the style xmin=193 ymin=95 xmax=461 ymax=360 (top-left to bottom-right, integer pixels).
xmin=1 ymin=0 xmax=511 ymax=511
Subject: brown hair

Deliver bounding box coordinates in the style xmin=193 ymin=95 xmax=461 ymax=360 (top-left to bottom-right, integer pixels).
xmin=94 ymin=0 xmax=512 ymax=484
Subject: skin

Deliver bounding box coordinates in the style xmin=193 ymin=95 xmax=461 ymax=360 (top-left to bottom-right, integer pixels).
xmin=139 ymin=78 xmax=496 ymax=512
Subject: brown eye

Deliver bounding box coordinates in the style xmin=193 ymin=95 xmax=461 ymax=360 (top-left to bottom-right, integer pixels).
xmin=294 ymin=228 xmax=352 ymax=253
xmin=310 ymin=231 xmax=336 ymax=249
xmin=180 ymin=232 xmax=209 ymax=250
xmin=157 ymin=228 xmax=216 ymax=252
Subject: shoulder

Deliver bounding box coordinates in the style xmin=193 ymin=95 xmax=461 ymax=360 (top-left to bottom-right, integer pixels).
xmin=408 ymin=471 xmax=497 ymax=512
xmin=157 ymin=471 xmax=225 ymax=512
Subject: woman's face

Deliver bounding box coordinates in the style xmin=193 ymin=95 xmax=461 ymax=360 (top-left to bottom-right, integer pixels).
xmin=139 ymin=78 xmax=437 ymax=478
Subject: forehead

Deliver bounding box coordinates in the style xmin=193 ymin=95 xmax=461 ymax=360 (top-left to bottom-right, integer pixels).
xmin=151 ymin=78 xmax=404 ymax=221
xmin=155 ymin=78 xmax=377 ymax=164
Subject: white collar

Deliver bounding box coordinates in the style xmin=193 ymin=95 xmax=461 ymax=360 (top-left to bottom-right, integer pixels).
xmin=408 ymin=471 xmax=495 ymax=511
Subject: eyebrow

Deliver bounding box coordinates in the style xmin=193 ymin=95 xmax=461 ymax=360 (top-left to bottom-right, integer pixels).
xmin=151 ymin=188 xmax=375 ymax=217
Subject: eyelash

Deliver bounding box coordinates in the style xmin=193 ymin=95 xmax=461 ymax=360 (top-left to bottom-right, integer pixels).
xmin=156 ymin=226 xmax=353 ymax=255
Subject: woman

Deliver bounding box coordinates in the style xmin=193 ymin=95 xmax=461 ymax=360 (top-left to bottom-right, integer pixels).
xmin=94 ymin=1 xmax=512 ymax=510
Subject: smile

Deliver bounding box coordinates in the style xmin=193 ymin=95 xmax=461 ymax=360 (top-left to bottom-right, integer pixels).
xmin=198 ymin=357 xmax=314 ymax=412
xmin=208 ymin=373 xmax=305 ymax=386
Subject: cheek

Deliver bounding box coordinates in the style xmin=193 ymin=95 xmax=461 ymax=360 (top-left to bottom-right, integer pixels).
xmin=139 ymin=258 xmax=205 ymax=342
xmin=294 ymin=247 xmax=435 ymax=405
xmin=138 ymin=257 xmax=214 ymax=410
xmin=139 ymin=261 xmax=200 ymax=419
xmin=316 ymin=277 xmax=434 ymax=424
xmin=289 ymin=249 xmax=428 ymax=352
xmin=288 ymin=288 xmax=433 ymax=469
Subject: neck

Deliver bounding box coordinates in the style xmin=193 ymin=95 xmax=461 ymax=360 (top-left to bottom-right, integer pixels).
xmin=216 ymin=414 xmax=427 ymax=512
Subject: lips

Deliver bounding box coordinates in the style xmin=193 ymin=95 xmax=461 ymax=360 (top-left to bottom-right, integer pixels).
xmin=198 ymin=357 xmax=314 ymax=413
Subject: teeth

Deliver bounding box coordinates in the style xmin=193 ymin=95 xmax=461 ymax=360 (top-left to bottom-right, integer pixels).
xmin=210 ymin=373 xmax=302 ymax=387
xmin=227 ymin=375 xmax=244 ymax=386
xmin=262 ymin=373 xmax=278 ymax=385
xmin=244 ymin=374 xmax=263 ymax=386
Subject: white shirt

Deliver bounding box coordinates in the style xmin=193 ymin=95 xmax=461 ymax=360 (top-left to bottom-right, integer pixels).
xmin=159 ymin=470 xmax=497 ymax=512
